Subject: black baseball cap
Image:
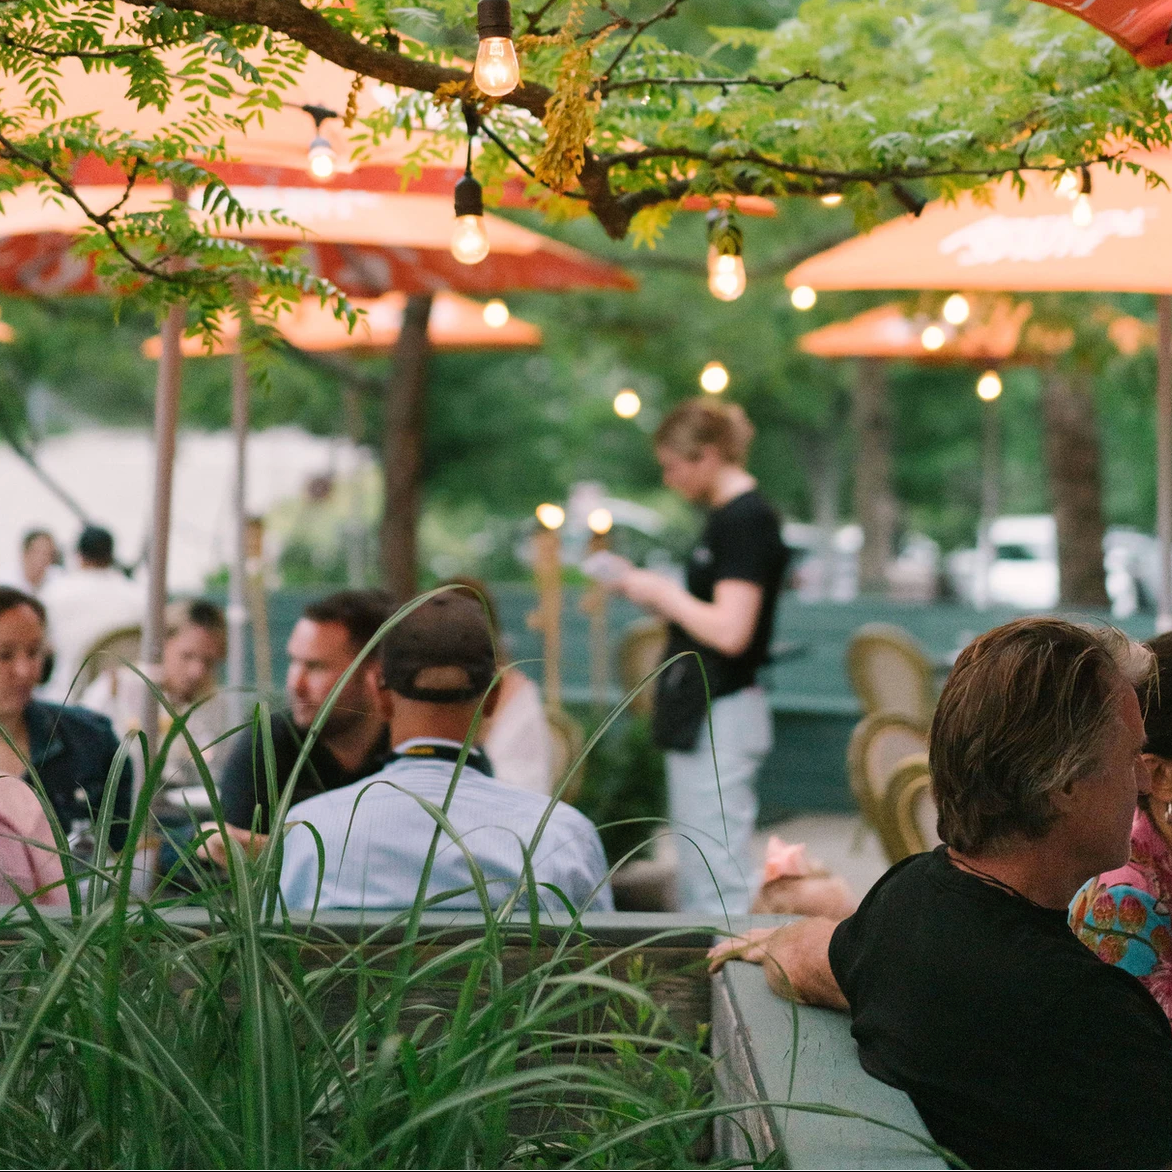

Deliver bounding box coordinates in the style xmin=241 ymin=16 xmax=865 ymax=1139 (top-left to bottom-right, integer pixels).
xmin=380 ymin=592 xmax=497 ymax=702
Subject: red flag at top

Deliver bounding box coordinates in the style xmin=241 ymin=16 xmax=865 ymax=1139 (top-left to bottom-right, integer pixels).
xmin=1032 ymin=0 xmax=1172 ymax=66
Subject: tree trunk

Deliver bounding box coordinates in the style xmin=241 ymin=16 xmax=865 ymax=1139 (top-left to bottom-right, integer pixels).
xmin=851 ymin=358 xmax=898 ymax=593
xmin=1041 ymin=368 xmax=1109 ymax=609
xmin=380 ymin=294 xmax=433 ymax=600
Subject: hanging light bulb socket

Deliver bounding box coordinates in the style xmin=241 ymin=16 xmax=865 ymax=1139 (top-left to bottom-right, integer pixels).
xmin=302 ymin=103 xmax=339 ymax=182
xmin=451 ymin=103 xmax=490 ymax=265
xmin=1072 ymin=167 xmax=1093 ymax=228
xmin=706 ymin=207 xmax=746 ymax=302
xmin=475 ymin=0 xmax=521 ymax=97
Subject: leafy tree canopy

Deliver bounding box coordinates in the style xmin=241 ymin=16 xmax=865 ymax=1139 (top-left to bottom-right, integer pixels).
xmin=0 ymin=0 xmax=1168 ymax=322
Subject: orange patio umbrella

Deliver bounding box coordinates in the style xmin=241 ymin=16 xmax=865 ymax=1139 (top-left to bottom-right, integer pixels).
xmin=0 ymin=184 xmax=635 ymax=298
xmin=799 ymin=297 xmax=1150 ymax=362
xmin=0 ymin=179 xmax=631 ymax=724
xmin=1029 ymin=0 xmax=1172 ymax=67
xmin=787 ymin=150 xmax=1172 ymax=625
xmin=141 ymin=290 xmax=542 ymax=357
xmin=786 ymin=151 xmax=1172 ymax=295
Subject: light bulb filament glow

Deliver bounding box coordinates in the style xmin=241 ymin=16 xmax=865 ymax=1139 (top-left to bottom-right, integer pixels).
xmin=587 ymin=508 xmax=613 ymax=535
xmin=482 ymin=298 xmax=509 ymax=327
xmin=451 ymin=214 xmax=490 ymax=265
xmin=613 ymin=389 xmax=641 ymax=418
xmin=943 ymin=293 xmax=970 ymax=326
xmin=535 ymin=503 xmax=565 ymax=530
xmin=474 ymin=37 xmax=520 ymax=97
xmin=921 ymin=324 xmax=946 ymax=351
xmin=707 ymin=248 xmax=746 ymax=301
xmin=699 ymin=361 xmax=729 ymax=394
xmin=977 ymin=370 xmax=1003 ymax=401
xmin=791 ymin=285 xmax=816 ymax=311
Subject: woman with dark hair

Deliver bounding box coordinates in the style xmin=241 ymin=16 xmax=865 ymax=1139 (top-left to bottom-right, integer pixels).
xmin=0 ymin=586 xmax=132 ymax=852
xmin=1071 ymin=630 xmax=1172 ymax=1017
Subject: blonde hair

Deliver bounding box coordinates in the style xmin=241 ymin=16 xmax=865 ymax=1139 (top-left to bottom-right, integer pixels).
xmin=931 ymin=618 xmax=1153 ymax=854
xmin=654 ymin=398 xmax=755 ymax=465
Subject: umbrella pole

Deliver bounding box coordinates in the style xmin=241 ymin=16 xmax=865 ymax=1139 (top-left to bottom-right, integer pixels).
xmin=380 ymin=293 xmax=434 ymax=599
xmin=227 ymin=349 xmax=249 ymax=723
xmin=140 ymin=300 xmax=185 ymax=760
xmin=974 ymin=391 xmax=1001 ymax=612
xmin=1158 ymin=296 xmax=1172 ymax=634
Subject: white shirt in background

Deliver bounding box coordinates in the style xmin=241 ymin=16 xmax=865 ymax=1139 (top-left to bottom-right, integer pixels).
xmin=81 ymin=666 xmax=230 ymax=815
xmin=40 ymin=567 xmax=144 ymax=702
xmin=482 ymin=671 xmax=555 ymax=794
xmin=279 ymin=737 xmax=613 ymax=914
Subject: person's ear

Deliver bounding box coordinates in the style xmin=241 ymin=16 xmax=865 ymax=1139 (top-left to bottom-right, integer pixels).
xmin=1145 ymin=754 xmax=1172 ymax=805
xmin=481 ymin=685 xmax=501 ymax=720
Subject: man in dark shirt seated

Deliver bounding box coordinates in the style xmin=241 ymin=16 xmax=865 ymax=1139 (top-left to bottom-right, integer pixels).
xmin=711 ymin=617 xmax=1172 ymax=1169
xmin=212 ymin=589 xmax=394 ymax=856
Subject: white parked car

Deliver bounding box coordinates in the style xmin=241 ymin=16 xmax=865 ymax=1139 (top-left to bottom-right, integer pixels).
xmin=947 ymin=515 xmax=1149 ymax=615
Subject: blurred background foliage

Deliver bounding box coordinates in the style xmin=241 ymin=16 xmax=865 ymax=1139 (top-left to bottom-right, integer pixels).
xmin=0 ymin=0 xmax=1162 ymax=566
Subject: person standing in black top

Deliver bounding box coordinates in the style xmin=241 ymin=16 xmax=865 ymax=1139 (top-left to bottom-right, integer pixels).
xmin=616 ymin=399 xmax=787 ymax=915
xmin=207 ymin=590 xmax=394 ymax=861
xmin=710 ymin=618 xmax=1172 ymax=1169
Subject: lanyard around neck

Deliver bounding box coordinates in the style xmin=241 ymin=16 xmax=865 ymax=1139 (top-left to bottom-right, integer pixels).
xmin=384 ymin=742 xmax=494 ymax=777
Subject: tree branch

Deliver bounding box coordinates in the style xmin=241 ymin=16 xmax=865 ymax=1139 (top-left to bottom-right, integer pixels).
xmin=602 ymin=71 xmax=846 ymax=95
xmin=0 ymin=133 xmax=182 ymax=281
xmin=120 ymin=0 xmax=555 ymax=118
xmin=601 ymin=0 xmax=687 ymax=79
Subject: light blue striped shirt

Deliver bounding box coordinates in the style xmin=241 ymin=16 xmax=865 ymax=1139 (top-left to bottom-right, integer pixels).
xmin=279 ymin=738 xmax=614 ymax=914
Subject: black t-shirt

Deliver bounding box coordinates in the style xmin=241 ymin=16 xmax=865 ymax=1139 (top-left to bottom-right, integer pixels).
xmin=680 ymin=488 xmax=787 ymax=692
xmin=218 ymin=712 xmax=390 ymax=833
xmin=829 ymin=847 xmax=1172 ymax=1169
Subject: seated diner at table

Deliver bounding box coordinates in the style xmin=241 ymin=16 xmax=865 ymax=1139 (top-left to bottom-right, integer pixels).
xmin=1071 ymin=629 xmax=1172 ymax=1018
xmin=709 ymin=617 xmax=1172 ymax=1170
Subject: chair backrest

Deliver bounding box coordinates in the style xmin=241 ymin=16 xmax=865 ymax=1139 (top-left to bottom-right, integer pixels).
xmin=847 ymin=712 xmax=930 ymax=863
xmin=74 ymin=624 xmax=143 ymax=696
xmin=883 ymin=752 xmax=941 ymax=863
xmin=616 ymin=618 xmax=667 ymax=718
xmin=546 ymin=706 xmax=586 ymax=806
xmin=846 ymin=623 xmax=936 ymax=722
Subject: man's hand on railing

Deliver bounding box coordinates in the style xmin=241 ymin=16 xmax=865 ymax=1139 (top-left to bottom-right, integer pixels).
xmin=708 ymin=918 xmax=849 ymax=1010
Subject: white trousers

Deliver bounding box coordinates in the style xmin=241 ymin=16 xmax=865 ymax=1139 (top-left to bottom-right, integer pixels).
xmin=665 ymin=686 xmax=771 ymax=916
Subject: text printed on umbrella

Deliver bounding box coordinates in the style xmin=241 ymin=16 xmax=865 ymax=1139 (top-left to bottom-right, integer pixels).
xmin=939 ymin=208 xmax=1152 ymax=265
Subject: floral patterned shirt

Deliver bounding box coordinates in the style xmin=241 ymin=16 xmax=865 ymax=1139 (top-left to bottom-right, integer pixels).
xmin=1071 ymin=807 xmax=1172 ymax=1018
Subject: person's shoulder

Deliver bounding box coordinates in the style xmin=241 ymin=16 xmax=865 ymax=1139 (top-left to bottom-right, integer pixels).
xmin=29 ymin=698 xmax=118 ymax=741
xmin=721 ymin=490 xmax=779 ymax=524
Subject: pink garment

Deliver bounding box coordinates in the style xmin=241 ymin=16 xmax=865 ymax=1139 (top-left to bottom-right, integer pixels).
xmin=1072 ymin=807 xmax=1172 ymax=1016
xmin=0 ymin=775 xmax=67 ymax=906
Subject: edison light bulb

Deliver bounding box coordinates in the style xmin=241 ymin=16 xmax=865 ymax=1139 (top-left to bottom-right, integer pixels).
xmin=535 ymin=503 xmax=565 ymax=530
xmin=1072 ymin=192 xmax=1093 ymax=228
xmin=483 ymin=298 xmax=509 ymax=327
xmin=699 ymin=361 xmax=729 ymax=394
xmin=791 ymin=285 xmax=817 ymax=310
xmin=587 ymin=507 xmax=614 ymax=535
xmin=943 ymin=293 xmax=970 ymax=326
xmin=976 ymin=370 xmax=1002 ymax=401
xmin=707 ymin=247 xmax=747 ymax=302
xmin=1055 ymin=170 xmax=1079 ymax=200
xmin=613 ymin=389 xmax=641 ymax=418
xmin=921 ymin=324 xmax=946 ymax=351
xmin=451 ymin=214 xmax=490 ymax=265
xmin=820 ymin=193 xmax=843 ymax=207
xmin=474 ymin=37 xmax=520 ymax=97
xmin=307 ymin=136 xmax=336 ymax=181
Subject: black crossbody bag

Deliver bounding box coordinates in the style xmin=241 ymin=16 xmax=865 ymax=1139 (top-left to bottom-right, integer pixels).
xmin=650 ymin=627 xmax=738 ymax=753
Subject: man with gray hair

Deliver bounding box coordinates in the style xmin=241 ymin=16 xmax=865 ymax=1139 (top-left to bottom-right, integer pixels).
xmin=710 ymin=617 xmax=1172 ymax=1168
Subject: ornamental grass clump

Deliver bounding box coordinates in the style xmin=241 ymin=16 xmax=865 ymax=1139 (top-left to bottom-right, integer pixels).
xmin=0 ymin=599 xmax=744 ymax=1169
